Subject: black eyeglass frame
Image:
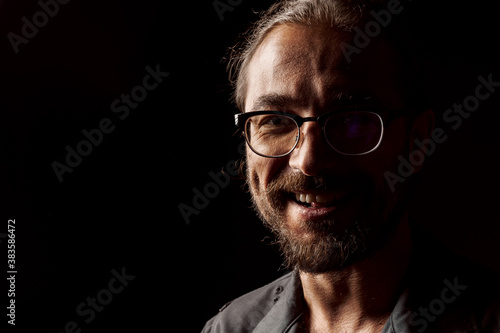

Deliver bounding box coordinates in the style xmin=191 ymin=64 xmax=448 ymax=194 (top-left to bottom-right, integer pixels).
xmin=234 ymin=107 xmax=404 ymax=158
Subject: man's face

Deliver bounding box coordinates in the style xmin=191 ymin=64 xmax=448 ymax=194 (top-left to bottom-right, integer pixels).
xmin=244 ymin=24 xmax=414 ymax=273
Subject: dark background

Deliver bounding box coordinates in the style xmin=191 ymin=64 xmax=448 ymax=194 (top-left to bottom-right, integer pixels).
xmin=1 ymin=0 xmax=499 ymax=332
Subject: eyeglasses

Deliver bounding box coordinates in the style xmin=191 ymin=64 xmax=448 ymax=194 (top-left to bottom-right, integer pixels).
xmin=235 ymin=108 xmax=402 ymax=158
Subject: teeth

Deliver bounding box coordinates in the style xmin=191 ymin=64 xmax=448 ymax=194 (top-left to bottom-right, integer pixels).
xmin=294 ymin=192 xmax=343 ymax=204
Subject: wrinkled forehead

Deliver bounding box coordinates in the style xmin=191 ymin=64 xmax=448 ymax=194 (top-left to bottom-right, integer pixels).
xmin=244 ymin=23 xmax=406 ymax=112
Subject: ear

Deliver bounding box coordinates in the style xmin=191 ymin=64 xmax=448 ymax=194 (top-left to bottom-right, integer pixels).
xmin=407 ymin=109 xmax=435 ymax=174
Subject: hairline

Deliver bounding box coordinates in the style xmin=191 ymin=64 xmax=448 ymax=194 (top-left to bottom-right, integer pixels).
xmin=228 ymin=0 xmax=429 ymax=114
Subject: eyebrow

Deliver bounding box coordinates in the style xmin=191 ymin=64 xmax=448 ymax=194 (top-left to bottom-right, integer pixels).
xmin=250 ymin=91 xmax=378 ymax=111
xmin=251 ymin=94 xmax=295 ymax=110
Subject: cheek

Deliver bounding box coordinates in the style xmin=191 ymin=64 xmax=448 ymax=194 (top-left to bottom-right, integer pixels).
xmin=246 ymin=152 xmax=288 ymax=193
xmin=355 ymin=121 xmax=409 ymax=187
xmin=378 ymin=120 xmax=408 ymax=160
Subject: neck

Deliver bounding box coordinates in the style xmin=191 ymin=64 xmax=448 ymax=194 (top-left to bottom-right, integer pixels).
xmin=300 ymin=214 xmax=412 ymax=333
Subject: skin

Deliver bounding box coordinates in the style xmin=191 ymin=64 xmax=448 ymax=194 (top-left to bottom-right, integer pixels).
xmin=243 ymin=23 xmax=434 ymax=332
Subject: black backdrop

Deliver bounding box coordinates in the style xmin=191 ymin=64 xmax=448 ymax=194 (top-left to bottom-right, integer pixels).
xmin=1 ymin=0 xmax=500 ymax=332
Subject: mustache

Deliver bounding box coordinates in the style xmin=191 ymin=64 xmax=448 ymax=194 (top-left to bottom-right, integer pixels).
xmin=265 ymin=171 xmax=370 ymax=195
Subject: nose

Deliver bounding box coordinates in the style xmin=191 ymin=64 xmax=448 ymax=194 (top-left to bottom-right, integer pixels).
xmin=288 ymin=122 xmax=339 ymax=176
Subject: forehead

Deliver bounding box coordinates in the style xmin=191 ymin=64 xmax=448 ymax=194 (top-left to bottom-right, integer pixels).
xmin=244 ymin=24 xmax=405 ymax=112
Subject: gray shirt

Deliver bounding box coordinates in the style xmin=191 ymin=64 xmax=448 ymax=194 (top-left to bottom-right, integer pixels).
xmin=202 ymin=231 xmax=500 ymax=332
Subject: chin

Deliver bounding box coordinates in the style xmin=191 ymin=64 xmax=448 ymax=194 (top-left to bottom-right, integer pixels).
xmin=270 ymin=214 xmax=372 ymax=273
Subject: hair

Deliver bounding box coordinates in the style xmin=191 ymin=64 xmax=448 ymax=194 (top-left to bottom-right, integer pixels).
xmin=227 ymin=0 xmax=429 ymax=113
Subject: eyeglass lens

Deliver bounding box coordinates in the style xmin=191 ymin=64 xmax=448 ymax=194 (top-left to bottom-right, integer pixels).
xmin=245 ymin=111 xmax=382 ymax=157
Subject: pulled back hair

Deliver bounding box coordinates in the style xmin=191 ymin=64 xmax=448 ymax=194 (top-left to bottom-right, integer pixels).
xmin=227 ymin=0 xmax=429 ymax=113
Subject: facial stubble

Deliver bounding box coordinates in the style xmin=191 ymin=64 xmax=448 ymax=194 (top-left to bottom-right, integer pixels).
xmin=246 ymin=166 xmax=389 ymax=274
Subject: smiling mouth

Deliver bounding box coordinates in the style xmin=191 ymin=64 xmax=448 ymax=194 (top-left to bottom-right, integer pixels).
xmin=290 ymin=190 xmax=353 ymax=209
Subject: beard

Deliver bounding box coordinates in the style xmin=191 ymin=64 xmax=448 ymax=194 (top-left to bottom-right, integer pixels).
xmin=247 ymin=165 xmax=405 ymax=274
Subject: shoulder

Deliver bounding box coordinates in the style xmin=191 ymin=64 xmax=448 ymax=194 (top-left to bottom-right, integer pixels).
xmin=462 ymin=262 xmax=500 ymax=331
xmin=408 ymin=232 xmax=500 ymax=331
xmin=201 ymin=271 xmax=297 ymax=333
xmin=440 ymin=262 xmax=500 ymax=332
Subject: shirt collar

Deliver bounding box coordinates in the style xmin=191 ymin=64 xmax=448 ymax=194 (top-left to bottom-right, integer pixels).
xmin=252 ymin=270 xmax=305 ymax=333
xmin=252 ymin=223 xmax=479 ymax=333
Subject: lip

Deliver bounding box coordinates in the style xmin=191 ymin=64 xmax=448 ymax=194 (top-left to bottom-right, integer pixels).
xmin=292 ymin=190 xmax=349 ymax=205
xmin=287 ymin=190 xmax=360 ymax=220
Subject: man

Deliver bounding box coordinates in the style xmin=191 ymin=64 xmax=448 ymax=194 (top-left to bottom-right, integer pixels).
xmin=202 ymin=0 xmax=500 ymax=332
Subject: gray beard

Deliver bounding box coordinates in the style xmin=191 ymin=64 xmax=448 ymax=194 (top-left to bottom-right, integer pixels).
xmin=247 ymin=167 xmax=405 ymax=274
xmin=251 ymin=194 xmax=372 ymax=273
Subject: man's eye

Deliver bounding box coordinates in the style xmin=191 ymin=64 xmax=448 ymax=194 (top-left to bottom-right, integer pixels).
xmin=263 ymin=116 xmax=284 ymax=126
xmin=260 ymin=116 xmax=293 ymax=127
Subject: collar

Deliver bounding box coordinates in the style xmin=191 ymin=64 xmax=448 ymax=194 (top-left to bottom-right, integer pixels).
xmin=252 ymin=270 xmax=305 ymax=333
